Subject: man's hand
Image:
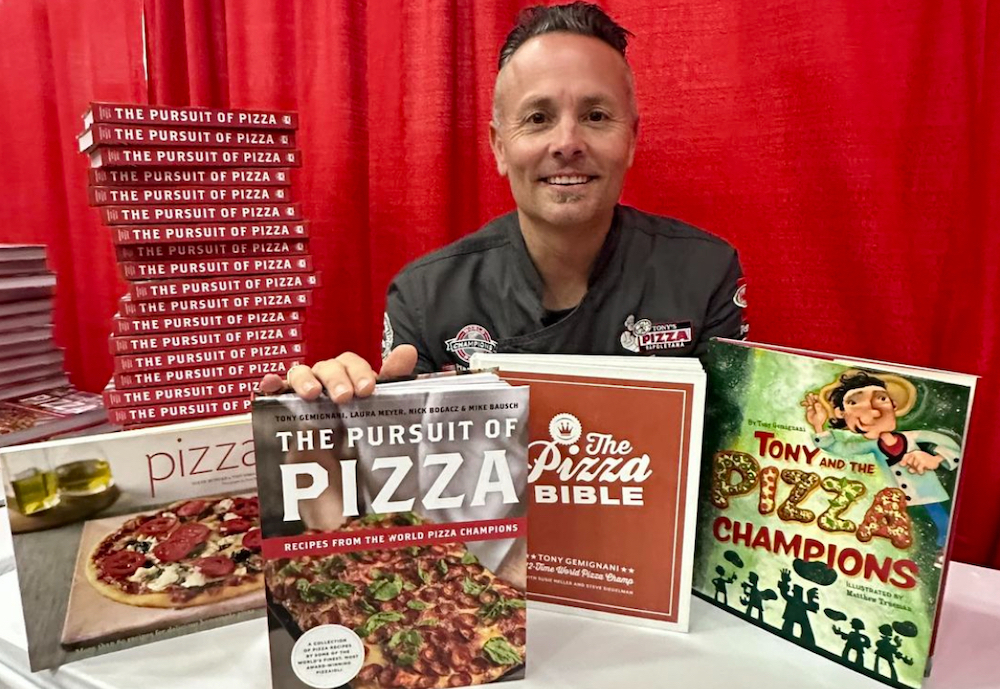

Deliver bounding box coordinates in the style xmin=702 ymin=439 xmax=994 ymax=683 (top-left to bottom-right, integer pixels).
xmin=801 ymin=392 xmax=829 ymax=433
xmin=259 ymin=345 xmax=419 ymax=402
xmin=899 ymin=450 xmax=943 ymax=475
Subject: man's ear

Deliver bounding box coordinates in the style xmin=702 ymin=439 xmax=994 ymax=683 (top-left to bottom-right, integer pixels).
xmin=489 ymin=122 xmax=508 ymax=177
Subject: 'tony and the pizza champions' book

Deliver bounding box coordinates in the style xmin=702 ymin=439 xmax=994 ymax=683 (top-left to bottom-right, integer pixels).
xmin=692 ymin=339 xmax=976 ymax=689
xmin=472 ymin=353 xmax=706 ymax=632
xmin=252 ymin=372 xmax=528 ymax=689
xmin=0 ymin=414 xmax=262 ymax=670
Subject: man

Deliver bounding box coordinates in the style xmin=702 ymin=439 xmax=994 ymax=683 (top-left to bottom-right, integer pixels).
xmin=263 ymin=2 xmax=747 ymax=401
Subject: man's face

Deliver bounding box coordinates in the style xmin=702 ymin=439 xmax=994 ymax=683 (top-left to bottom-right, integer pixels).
xmin=834 ymin=385 xmax=897 ymax=439
xmin=490 ymin=33 xmax=637 ymax=231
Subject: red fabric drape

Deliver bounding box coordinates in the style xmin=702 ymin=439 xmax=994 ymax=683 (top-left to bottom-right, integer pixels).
xmin=0 ymin=0 xmax=144 ymax=392
xmin=0 ymin=1 xmax=996 ymax=567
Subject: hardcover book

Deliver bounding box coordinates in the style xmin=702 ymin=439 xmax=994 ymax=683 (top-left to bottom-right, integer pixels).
xmin=692 ymin=339 xmax=977 ymax=689
xmin=0 ymin=388 xmax=105 ymax=449
xmin=89 ymin=146 xmax=301 ymax=169
xmin=113 ymin=358 xmax=298 ymax=390
xmin=118 ymin=290 xmax=313 ymax=317
xmin=472 ymin=353 xmax=706 ymax=632
xmin=0 ymin=415 xmax=263 ymax=670
xmin=112 ymin=341 xmax=307 ymax=373
xmin=78 ymin=123 xmax=295 ymax=152
xmin=115 ymin=240 xmax=308 ymax=261
xmin=112 ymin=309 xmax=304 ymax=336
xmin=82 ymin=102 xmax=298 ymax=129
xmin=119 ymin=255 xmax=312 ymax=281
xmin=106 ymin=396 xmax=252 ymax=426
xmin=127 ymin=273 xmax=319 ymax=300
xmin=252 ymin=372 xmax=529 ymax=689
xmin=89 ymin=167 xmax=292 ymax=186
xmin=110 ymin=221 xmax=309 ymax=245
xmin=89 ymin=185 xmax=290 ymax=206
xmin=100 ymin=202 xmax=301 ymax=225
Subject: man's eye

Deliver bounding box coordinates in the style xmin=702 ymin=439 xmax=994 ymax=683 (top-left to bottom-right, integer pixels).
xmin=587 ymin=111 xmax=608 ymax=122
xmin=527 ymin=113 xmax=547 ymax=124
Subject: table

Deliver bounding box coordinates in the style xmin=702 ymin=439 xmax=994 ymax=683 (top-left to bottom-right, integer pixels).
xmin=1 ymin=505 xmax=998 ymax=689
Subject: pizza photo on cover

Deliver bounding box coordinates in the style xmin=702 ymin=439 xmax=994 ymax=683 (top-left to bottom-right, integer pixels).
xmin=252 ymin=372 xmax=529 ymax=689
xmin=0 ymin=416 xmax=263 ymax=670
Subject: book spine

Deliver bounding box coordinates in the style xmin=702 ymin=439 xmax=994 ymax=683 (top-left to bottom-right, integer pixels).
xmin=110 ymin=222 xmax=309 ymax=245
xmin=112 ymin=309 xmax=304 ymax=335
xmin=119 ymin=256 xmax=313 ymax=280
xmin=106 ymin=396 xmax=253 ymax=425
xmin=109 ymin=324 xmax=303 ymax=355
xmin=89 ymin=185 xmax=291 ymax=206
xmin=103 ymin=377 xmax=260 ymax=408
xmin=88 ymin=168 xmax=292 ymax=186
xmin=85 ymin=103 xmax=298 ymax=129
xmin=116 ymin=240 xmax=308 ymax=261
xmin=118 ymin=290 xmax=313 ymax=316
xmin=80 ymin=124 xmax=295 ymax=151
xmin=113 ymin=341 xmax=307 ymax=372
xmin=127 ymin=273 xmax=320 ymax=300
xmin=91 ymin=147 xmax=301 ymax=169
xmin=113 ymin=358 xmax=298 ymax=389
xmin=101 ymin=203 xmax=302 ymax=225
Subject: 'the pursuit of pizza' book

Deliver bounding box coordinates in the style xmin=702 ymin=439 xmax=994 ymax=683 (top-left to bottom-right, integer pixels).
xmin=692 ymin=339 xmax=976 ymax=689
xmin=252 ymin=372 xmax=528 ymax=689
xmin=0 ymin=414 xmax=262 ymax=670
xmin=472 ymin=353 xmax=706 ymax=632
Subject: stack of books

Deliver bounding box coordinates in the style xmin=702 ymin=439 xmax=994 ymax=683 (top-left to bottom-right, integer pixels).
xmin=0 ymin=245 xmax=107 ymax=449
xmin=78 ymin=103 xmax=316 ymax=430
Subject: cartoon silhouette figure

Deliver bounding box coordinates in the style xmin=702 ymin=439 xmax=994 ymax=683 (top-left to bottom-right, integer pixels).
xmin=833 ymin=618 xmax=871 ymax=667
xmin=711 ymin=565 xmax=737 ymax=605
xmin=803 ymin=371 xmax=961 ymax=554
xmin=777 ymin=569 xmax=819 ymax=645
xmin=873 ymin=624 xmax=914 ymax=681
xmin=740 ymin=572 xmax=776 ymax=621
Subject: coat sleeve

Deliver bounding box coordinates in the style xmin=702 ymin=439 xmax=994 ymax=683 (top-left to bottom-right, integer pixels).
xmin=384 ymin=273 xmax=437 ymax=374
xmin=696 ymin=248 xmax=748 ymax=356
xmin=908 ymin=430 xmax=962 ymax=471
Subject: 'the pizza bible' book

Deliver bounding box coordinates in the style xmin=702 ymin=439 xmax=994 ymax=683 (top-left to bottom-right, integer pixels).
xmin=692 ymin=339 xmax=977 ymax=689
xmin=471 ymin=353 xmax=706 ymax=632
xmin=252 ymin=372 xmax=528 ymax=689
xmin=0 ymin=414 xmax=261 ymax=670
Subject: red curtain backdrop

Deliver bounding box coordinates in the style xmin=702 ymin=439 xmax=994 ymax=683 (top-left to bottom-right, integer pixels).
xmin=0 ymin=0 xmax=996 ymax=567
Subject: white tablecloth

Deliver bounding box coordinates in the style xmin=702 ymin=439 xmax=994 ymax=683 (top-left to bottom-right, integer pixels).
xmin=1 ymin=505 xmax=998 ymax=689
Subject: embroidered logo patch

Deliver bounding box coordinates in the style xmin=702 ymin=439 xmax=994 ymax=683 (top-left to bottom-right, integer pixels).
xmin=620 ymin=315 xmax=693 ymax=353
xmin=734 ymin=277 xmax=747 ymax=308
xmin=381 ymin=313 xmax=394 ymax=360
xmin=445 ymin=324 xmax=498 ymax=364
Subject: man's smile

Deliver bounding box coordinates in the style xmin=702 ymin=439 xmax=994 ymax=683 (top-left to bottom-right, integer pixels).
xmin=540 ymin=174 xmax=597 ymax=186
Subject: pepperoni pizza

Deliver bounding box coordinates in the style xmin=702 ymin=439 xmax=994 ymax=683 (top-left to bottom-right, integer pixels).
xmin=85 ymin=494 xmax=264 ymax=608
xmin=266 ymin=513 xmax=526 ymax=688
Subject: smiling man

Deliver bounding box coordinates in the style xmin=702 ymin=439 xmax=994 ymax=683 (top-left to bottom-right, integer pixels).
xmin=265 ymin=2 xmax=748 ymax=400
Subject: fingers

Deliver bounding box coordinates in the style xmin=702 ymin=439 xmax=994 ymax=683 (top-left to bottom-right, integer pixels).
xmin=312 ymin=353 xmax=377 ymax=403
xmin=378 ymin=344 xmax=419 ymax=379
xmin=287 ymin=364 xmax=324 ymax=400
xmin=259 ymin=373 xmax=288 ymax=395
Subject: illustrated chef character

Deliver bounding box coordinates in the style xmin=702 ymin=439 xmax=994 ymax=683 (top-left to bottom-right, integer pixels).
xmin=802 ymin=370 xmax=961 ymax=551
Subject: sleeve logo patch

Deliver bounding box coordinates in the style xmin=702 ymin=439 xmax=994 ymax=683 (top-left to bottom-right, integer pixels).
xmin=734 ymin=278 xmax=748 ymax=308
xmin=380 ymin=313 xmax=394 ymax=360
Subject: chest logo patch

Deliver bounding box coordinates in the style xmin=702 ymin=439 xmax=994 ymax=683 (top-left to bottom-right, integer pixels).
xmin=445 ymin=324 xmax=498 ymax=364
xmin=620 ymin=315 xmax=693 ymax=353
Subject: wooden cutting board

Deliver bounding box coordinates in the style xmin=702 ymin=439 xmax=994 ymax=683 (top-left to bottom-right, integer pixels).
xmin=60 ymin=508 xmax=264 ymax=649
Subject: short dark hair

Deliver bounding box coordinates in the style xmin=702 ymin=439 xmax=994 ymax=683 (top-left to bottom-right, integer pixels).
xmin=497 ymin=2 xmax=633 ymax=71
xmin=827 ymin=371 xmax=888 ymax=430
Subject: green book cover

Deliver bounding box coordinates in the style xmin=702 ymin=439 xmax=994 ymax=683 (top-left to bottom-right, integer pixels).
xmin=693 ymin=340 xmax=976 ymax=689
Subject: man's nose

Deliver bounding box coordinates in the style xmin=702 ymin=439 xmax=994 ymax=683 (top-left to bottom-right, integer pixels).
xmin=550 ymin=116 xmax=584 ymax=159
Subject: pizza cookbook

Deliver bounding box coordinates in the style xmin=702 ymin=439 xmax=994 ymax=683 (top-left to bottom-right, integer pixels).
xmin=692 ymin=339 xmax=977 ymax=689
xmin=252 ymin=372 xmax=529 ymax=689
xmin=0 ymin=414 xmax=262 ymax=670
xmin=471 ymin=353 xmax=706 ymax=632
